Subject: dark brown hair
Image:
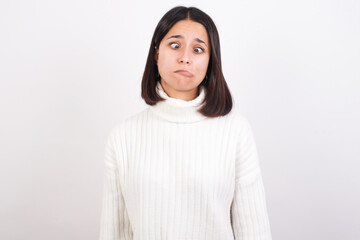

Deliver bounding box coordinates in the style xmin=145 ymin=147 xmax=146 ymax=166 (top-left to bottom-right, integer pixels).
xmin=141 ymin=6 xmax=233 ymax=117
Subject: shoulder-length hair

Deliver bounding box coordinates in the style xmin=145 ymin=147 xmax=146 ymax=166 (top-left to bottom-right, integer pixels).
xmin=141 ymin=6 xmax=233 ymax=118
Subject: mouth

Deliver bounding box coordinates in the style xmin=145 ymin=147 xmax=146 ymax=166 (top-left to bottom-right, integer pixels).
xmin=174 ymin=69 xmax=194 ymax=77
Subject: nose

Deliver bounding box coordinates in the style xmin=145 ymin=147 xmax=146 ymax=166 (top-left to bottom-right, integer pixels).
xmin=178 ymin=50 xmax=192 ymax=64
xmin=179 ymin=58 xmax=190 ymax=64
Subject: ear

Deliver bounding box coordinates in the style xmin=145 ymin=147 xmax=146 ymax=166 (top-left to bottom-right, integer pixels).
xmin=154 ymin=46 xmax=159 ymax=64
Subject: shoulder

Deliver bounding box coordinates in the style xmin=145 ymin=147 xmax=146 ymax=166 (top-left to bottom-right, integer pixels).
xmin=106 ymin=107 xmax=150 ymax=139
xmin=223 ymin=110 xmax=253 ymax=132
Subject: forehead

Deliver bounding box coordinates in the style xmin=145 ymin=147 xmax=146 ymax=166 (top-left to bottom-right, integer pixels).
xmin=164 ymin=20 xmax=209 ymax=43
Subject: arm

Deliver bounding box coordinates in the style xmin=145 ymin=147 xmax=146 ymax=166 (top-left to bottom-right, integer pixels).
xmin=231 ymin=117 xmax=272 ymax=240
xmin=99 ymin=127 xmax=133 ymax=240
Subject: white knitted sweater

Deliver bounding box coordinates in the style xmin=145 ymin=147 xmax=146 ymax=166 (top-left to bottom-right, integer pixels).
xmin=99 ymin=81 xmax=272 ymax=240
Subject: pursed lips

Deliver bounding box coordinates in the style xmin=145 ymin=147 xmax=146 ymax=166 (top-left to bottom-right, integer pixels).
xmin=174 ymin=69 xmax=194 ymax=77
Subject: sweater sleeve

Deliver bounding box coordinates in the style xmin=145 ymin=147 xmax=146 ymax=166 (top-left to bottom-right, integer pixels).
xmin=99 ymin=127 xmax=133 ymax=240
xmin=230 ymin=117 xmax=272 ymax=240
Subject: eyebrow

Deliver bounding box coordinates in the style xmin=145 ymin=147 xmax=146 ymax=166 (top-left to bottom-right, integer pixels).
xmin=166 ymin=35 xmax=207 ymax=47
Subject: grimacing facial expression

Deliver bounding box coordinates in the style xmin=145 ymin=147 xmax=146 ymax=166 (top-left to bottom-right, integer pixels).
xmin=155 ymin=20 xmax=210 ymax=97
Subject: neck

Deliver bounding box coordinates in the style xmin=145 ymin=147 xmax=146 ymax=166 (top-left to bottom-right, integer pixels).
xmin=148 ymin=81 xmax=207 ymax=123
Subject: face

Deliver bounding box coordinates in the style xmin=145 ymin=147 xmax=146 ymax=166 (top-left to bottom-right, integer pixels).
xmin=155 ymin=20 xmax=210 ymax=101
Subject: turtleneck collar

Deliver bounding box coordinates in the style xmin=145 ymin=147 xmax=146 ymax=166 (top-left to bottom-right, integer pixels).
xmin=148 ymin=81 xmax=208 ymax=123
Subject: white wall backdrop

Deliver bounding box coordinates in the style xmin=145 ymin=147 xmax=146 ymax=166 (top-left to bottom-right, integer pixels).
xmin=1 ymin=0 xmax=359 ymax=239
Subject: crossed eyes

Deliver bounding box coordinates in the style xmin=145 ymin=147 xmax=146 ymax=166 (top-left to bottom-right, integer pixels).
xmin=169 ymin=42 xmax=205 ymax=54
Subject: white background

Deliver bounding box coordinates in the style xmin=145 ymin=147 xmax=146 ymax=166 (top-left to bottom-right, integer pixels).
xmin=1 ymin=0 xmax=359 ymax=239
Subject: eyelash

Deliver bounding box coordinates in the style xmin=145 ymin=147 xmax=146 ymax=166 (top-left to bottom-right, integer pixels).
xmin=169 ymin=42 xmax=204 ymax=53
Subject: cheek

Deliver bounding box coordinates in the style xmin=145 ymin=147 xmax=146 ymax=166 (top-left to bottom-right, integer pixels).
xmin=157 ymin=52 xmax=174 ymax=70
xmin=195 ymin=56 xmax=210 ymax=73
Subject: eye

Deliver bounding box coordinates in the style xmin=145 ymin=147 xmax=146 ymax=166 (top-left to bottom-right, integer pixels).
xmin=170 ymin=42 xmax=180 ymax=49
xmin=194 ymin=47 xmax=204 ymax=53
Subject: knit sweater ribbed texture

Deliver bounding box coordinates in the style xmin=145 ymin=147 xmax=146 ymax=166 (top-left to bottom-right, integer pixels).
xmin=99 ymin=81 xmax=272 ymax=240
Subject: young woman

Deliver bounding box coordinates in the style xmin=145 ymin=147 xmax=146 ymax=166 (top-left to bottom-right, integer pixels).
xmin=99 ymin=6 xmax=272 ymax=240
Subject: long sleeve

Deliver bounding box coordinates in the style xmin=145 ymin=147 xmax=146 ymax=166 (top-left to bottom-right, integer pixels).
xmin=230 ymin=117 xmax=272 ymax=240
xmin=99 ymin=128 xmax=133 ymax=240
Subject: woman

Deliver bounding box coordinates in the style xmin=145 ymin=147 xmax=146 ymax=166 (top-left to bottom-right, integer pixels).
xmin=99 ymin=6 xmax=272 ymax=240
